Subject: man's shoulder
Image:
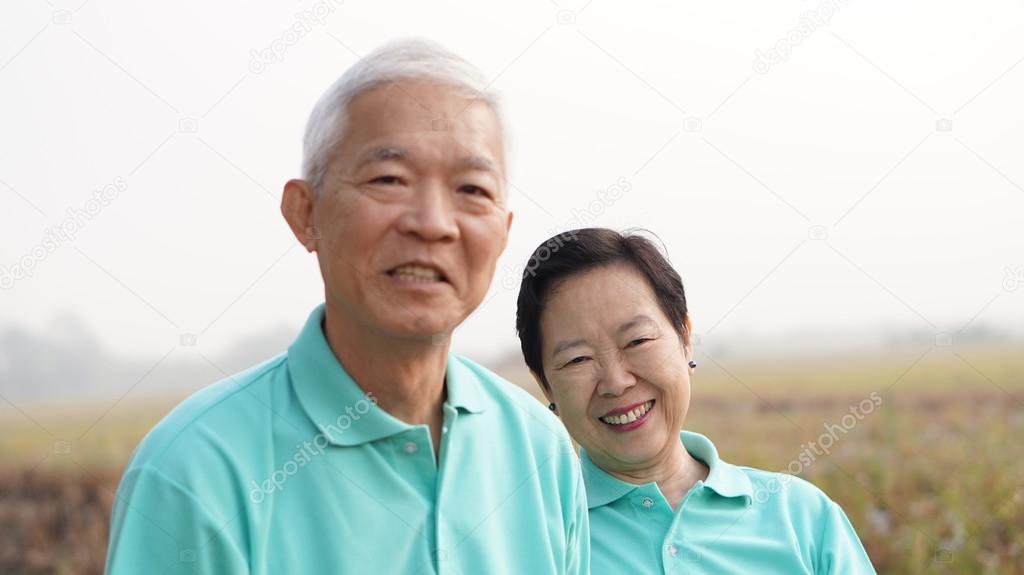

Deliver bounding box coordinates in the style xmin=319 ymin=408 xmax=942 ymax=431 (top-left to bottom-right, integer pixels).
xmin=453 ymin=354 xmax=551 ymax=413
xmin=452 ymin=354 xmax=576 ymax=450
xmin=125 ymin=353 xmax=288 ymax=475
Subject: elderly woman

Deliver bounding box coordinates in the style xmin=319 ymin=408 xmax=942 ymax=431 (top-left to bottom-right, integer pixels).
xmin=516 ymin=228 xmax=875 ymax=574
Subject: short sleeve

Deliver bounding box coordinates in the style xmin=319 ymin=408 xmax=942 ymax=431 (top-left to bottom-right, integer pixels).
xmin=565 ymin=464 xmax=591 ymax=575
xmin=818 ymin=500 xmax=876 ymax=574
xmin=105 ymin=466 xmax=249 ymax=575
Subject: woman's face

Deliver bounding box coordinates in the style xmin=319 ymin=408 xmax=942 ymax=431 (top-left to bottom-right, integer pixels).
xmin=537 ymin=262 xmax=693 ymax=474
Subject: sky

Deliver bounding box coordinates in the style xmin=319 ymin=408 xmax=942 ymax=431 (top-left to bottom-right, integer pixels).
xmin=2 ymin=0 xmax=1023 ymax=386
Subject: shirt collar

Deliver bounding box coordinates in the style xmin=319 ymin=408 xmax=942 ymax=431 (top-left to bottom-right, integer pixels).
xmin=288 ymin=303 xmax=486 ymax=447
xmin=680 ymin=430 xmax=753 ymax=502
xmin=581 ymin=430 xmax=753 ymax=509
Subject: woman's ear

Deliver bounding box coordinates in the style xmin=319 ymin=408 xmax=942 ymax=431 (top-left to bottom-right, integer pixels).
xmin=529 ymin=370 xmax=555 ymax=406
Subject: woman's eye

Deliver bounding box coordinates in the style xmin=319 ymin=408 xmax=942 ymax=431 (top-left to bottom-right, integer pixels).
xmin=565 ymin=356 xmax=589 ymax=367
xmin=627 ymin=338 xmax=651 ymax=348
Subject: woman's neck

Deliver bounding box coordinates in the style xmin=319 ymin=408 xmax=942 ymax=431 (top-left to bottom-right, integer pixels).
xmin=606 ymin=439 xmax=710 ymax=510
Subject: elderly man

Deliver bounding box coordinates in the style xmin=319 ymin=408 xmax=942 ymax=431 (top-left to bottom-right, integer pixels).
xmin=105 ymin=39 xmax=588 ymax=574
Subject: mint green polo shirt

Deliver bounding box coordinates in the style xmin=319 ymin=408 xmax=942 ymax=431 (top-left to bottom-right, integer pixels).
xmin=106 ymin=304 xmax=588 ymax=574
xmin=583 ymin=431 xmax=875 ymax=574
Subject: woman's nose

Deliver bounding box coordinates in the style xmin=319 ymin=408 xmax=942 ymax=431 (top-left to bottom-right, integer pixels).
xmin=596 ymin=357 xmax=637 ymax=397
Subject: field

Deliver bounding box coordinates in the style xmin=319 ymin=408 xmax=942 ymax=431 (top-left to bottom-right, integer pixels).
xmin=1 ymin=343 xmax=1022 ymax=574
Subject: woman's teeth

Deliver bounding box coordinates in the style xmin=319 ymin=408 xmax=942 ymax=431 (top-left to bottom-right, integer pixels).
xmin=600 ymin=400 xmax=654 ymax=425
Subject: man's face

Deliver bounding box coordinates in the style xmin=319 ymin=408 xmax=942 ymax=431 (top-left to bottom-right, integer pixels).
xmin=312 ymin=80 xmax=511 ymax=341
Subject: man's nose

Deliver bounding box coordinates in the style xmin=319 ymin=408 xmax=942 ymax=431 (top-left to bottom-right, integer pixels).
xmin=396 ymin=182 xmax=460 ymax=242
xmin=596 ymin=356 xmax=637 ymax=397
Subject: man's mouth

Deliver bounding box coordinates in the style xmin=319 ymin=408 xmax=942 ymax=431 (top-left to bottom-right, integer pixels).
xmin=386 ymin=263 xmax=448 ymax=284
xmin=599 ymin=399 xmax=655 ymax=426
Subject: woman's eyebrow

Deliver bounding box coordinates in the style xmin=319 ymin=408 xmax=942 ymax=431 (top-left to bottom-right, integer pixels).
xmin=618 ymin=315 xmax=655 ymax=334
xmin=551 ymin=338 xmax=587 ymax=357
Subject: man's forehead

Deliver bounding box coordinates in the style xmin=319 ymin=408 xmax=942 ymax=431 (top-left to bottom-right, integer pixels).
xmin=357 ymin=145 xmax=497 ymax=169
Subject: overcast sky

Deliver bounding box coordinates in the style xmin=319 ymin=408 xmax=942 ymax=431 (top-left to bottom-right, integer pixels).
xmin=2 ymin=0 xmax=1022 ymax=373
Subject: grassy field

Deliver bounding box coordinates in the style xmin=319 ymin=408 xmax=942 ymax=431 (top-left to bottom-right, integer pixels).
xmin=1 ymin=343 xmax=1021 ymax=574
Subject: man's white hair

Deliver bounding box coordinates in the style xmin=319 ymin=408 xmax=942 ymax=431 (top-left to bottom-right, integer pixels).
xmin=301 ymin=38 xmax=503 ymax=194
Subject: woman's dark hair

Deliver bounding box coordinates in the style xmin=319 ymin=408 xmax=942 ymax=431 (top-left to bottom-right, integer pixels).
xmin=515 ymin=227 xmax=689 ymax=389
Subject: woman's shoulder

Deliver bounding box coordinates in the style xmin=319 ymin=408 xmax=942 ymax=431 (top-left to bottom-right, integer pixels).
xmin=731 ymin=464 xmax=845 ymax=536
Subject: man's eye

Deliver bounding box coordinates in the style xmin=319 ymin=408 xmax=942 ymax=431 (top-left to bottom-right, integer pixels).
xmin=565 ymin=356 xmax=589 ymax=366
xmin=458 ymin=184 xmax=491 ymax=198
xmin=370 ymin=175 xmax=402 ymax=185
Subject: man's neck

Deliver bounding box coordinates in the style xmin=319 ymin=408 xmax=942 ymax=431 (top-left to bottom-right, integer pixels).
xmin=321 ymin=302 xmax=449 ymax=443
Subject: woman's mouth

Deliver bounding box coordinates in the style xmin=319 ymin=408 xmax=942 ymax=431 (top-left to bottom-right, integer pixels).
xmin=598 ymin=399 xmax=655 ymax=432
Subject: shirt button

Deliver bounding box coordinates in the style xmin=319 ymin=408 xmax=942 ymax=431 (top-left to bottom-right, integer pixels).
xmin=667 ymin=544 xmax=679 ymax=557
xmin=442 ymin=426 xmax=448 ymax=434
xmin=402 ymin=441 xmax=418 ymax=454
xmin=641 ymin=497 xmax=654 ymax=509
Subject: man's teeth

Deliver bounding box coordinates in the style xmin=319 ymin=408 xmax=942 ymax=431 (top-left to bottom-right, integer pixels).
xmin=391 ymin=265 xmax=442 ymax=282
xmin=600 ymin=400 xmax=654 ymax=425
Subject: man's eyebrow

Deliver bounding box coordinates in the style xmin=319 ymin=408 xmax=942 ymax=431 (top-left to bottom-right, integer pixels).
xmin=356 ymin=146 xmax=409 ymax=169
xmin=551 ymin=338 xmax=587 ymax=357
xmin=457 ymin=155 xmax=499 ymax=174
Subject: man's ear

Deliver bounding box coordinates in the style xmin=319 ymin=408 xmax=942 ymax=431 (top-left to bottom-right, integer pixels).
xmin=281 ymin=179 xmax=318 ymax=252
xmin=529 ymin=370 xmax=555 ymax=406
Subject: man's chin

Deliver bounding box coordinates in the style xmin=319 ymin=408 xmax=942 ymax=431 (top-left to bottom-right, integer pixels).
xmin=374 ymin=313 xmax=460 ymax=343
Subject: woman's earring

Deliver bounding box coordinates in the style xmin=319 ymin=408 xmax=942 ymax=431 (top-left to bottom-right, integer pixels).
xmin=688 ymin=360 xmax=697 ymax=369
xmin=548 ymin=403 xmax=557 ymax=412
